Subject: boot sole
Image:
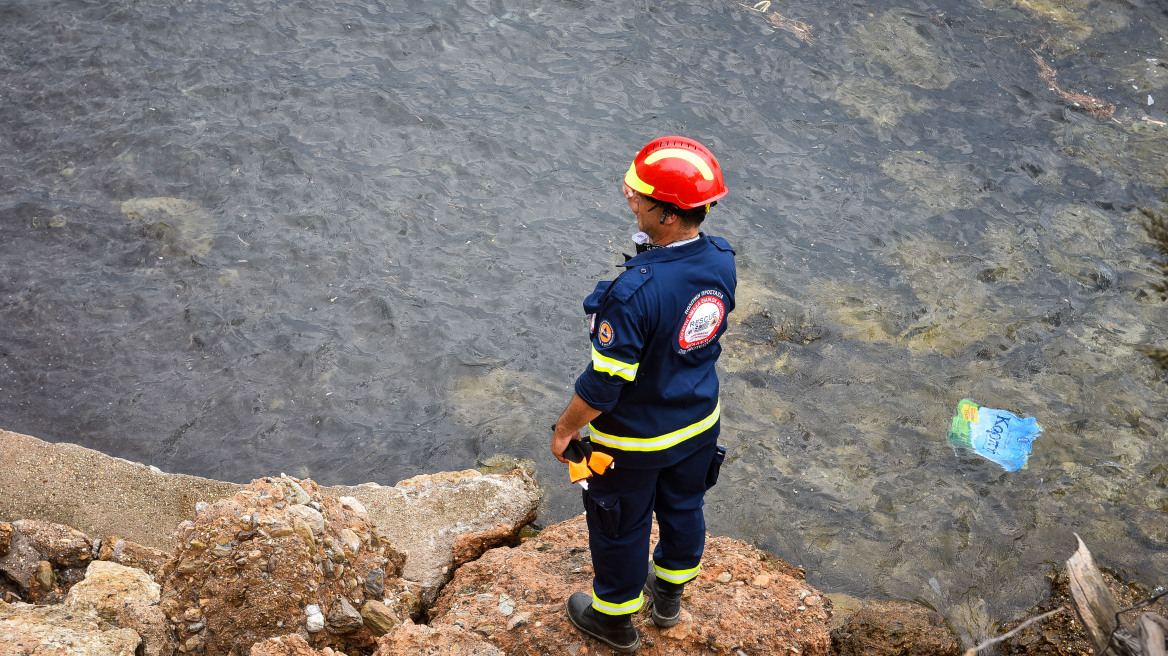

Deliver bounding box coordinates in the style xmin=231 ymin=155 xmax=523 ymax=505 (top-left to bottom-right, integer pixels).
xmin=565 ymin=599 xmax=641 ymax=653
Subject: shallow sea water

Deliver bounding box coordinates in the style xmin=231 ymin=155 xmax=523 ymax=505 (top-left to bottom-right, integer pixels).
xmin=2 ymin=0 xmax=1167 ymax=641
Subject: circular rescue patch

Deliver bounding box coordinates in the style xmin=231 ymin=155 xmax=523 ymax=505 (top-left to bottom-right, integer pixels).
xmin=678 ymin=292 xmax=725 ymax=352
xmin=598 ymin=319 xmax=615 ymax=347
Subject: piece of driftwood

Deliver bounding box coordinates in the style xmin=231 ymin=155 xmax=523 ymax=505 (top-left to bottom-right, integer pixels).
xmin=1068 ymin=534 xmax=1128 ymax=653
xmin=1066 ymin=534 xmax=1168 ymax=656
xmin=1139 ymin=613 xmax=1168 ymax=656
xmin=966 ymin=537 xmax=1166 ymax=656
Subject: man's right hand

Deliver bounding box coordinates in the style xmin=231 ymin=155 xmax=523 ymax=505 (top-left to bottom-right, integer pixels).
xmin=551 ymin=425 xmax=580 ymax=464
xmin=551 ymin=393 xmax=602 ymax=463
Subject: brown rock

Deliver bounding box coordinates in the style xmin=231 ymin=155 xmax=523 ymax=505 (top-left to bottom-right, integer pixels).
xmin=250 ymin=634 xmax=333 ymax=656
xmin=98 ymin=537 xmax=171 ymax=579
xmin=427 ymin=514 xmax=832 ymax=656
xmin=12 ymin=520 xmax=94 ymax=568
xmin=830 ymin=599 xmax=960 ymax=656
xmin=0 ymin=522 xmax=12 ymax=558
xmin=327 ymin=595 xmax=364 ymax=633
xmin=361 ymin=599 xmax=402 ymax=637
xmin=35 ymin=560 xmax=56 ymax=591
xmin=158 ymin=476 xmax=405 ymax=656
xmin=0 ymin=523 xmax=47 ymax=592
xmin=450 ymin=522 xmax=527 ymax=571
xmin=373 ymin=622 xmax=501 ymax=656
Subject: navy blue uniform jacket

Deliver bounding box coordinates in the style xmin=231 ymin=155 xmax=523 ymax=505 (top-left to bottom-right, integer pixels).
xmin=574 ymin=233 xmax=736 ymax=469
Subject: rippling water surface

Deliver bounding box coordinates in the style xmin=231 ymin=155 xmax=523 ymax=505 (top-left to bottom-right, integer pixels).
xmin=2 ymin=0 xmax=1167 ymax=641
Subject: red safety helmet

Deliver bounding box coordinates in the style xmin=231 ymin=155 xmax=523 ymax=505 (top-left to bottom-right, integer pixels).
xmin=624 ymin=136 xmax=728 ymax=210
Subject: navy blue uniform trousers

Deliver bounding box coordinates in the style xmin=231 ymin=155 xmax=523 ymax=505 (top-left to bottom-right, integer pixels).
xmin=582 ymin=429 xmax=720 ymax=615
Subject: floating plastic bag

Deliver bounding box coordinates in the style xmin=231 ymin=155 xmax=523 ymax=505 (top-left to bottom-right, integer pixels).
xmin=947 ymin=399 xmax=1041 ymax=471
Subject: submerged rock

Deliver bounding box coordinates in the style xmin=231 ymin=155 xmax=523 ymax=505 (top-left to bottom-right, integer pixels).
xmin=832 ymin=76 xmax=929 ymax=134
xmin=119 ymin=197 xmax=214 ymax=258
xmin=879 ymin=151 xmax=981 ymax=214
xmin=852 ymin=10 xmax=959 ymax=89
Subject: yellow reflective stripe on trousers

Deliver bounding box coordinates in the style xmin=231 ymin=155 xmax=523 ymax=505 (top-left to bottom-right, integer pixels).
xmin=654 ymin=562 xmax=701 ymax=584
xmin=592 ymin=590 xmax=644 ymax=615
xmin=588 ymin=400 xmax=720 ymax=452
xmin=591 ymin=346 xmax=638 ymax=381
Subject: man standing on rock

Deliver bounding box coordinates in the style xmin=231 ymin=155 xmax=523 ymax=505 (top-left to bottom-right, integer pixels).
xmin=551 ymin=136 xmax=736 ymax=653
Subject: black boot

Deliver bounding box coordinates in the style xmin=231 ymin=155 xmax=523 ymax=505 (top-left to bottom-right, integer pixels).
xmin=566 ymin=592 xmax=640 ymax=653
xmin=644 ymin=571 xmax=685 ymax=627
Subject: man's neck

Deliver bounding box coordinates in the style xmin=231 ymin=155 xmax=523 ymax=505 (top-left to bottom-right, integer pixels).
xmin=653 ymin=228 xmax=700 ymax=247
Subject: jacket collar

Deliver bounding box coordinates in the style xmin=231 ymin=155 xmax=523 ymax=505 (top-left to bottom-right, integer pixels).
xmin=620 ymin=232 xmax=710 ymax=268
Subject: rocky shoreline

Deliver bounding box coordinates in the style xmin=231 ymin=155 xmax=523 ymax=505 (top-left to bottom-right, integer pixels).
xmin=2 ymin=428 xmax=1079 ymax=656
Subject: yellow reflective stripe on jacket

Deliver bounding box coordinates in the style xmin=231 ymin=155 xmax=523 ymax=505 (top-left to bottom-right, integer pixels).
xmin=654 ymin=562 xmax=701 ymax=584
xmin=592 ymin=590 xmax=644 ymax=615
xmin=591 ymin=346 xmax=638 ymax=381
xmin=588 ymin=400 xmax=720 ymax=452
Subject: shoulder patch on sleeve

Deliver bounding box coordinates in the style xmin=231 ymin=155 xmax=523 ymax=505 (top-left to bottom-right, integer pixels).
xmin=597 ymin=319 xmax=615 ymax=347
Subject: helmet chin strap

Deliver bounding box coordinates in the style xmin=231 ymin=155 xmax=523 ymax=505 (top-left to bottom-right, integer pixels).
xmin=647 ymin=201 xmax=667 ymax=224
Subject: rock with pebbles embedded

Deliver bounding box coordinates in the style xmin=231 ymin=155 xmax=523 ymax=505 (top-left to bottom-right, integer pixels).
xmin=157 ymin=476 xmax=406 ymax=656
xmin=13 ymin=520 xmax=94 ymax=568
xmin=112 ymin=601 xmax=176 ymax=656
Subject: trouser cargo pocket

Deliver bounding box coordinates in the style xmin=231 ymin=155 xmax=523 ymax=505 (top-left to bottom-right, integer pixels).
xmin=705 ymin=445 xmax=726 ymax=490
xmin=583 ymin=489 xmax=622 ymax=539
